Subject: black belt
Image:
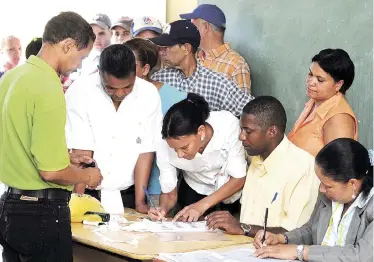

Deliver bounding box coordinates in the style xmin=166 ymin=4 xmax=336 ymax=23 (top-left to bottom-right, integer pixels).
xmin=7 ymin=187 xmax=71 ymax=202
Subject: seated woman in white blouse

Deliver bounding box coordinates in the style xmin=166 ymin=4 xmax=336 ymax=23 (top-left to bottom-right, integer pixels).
xmin=148 ymin=93 xmax=247 ymax=222
xmin=253 ymin=138 xmax=373 ymax=262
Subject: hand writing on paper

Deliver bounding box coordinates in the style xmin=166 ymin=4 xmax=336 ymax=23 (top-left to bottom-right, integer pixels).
xmin=148 ymin=207 xmax=167 ymax=221
xmin=254 ymin=244 xmax=299 ymax=260
xmin=173 ymin=202 xmax=207 ymax=222
xmin=253 ymin=230 xmax=284 ymax=249
xmin=205 ymin=211 xmax=243 ymax=235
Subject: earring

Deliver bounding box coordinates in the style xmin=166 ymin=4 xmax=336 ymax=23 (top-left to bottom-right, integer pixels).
xmin=201 ymin=136 xmax=204 ymax=142
xmin=351 ymin=189 xmax=356 ymax=200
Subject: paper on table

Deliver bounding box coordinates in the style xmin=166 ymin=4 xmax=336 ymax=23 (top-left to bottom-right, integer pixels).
xmin=93 ymin=225 xmax=143 ymax=245
xmin=158 ymin=248 xmax=294 ymax=262
xmin=155 ymin=231 xmax=229 ymax=242
xmin=121 ymin=219 xmax=215 ymax=233
xmin=100 ymin=189 xmax=124 ymax=215
xmin=159 ymin=251 xmax=223 ymax=262
xmin=219 ymin=248 xmax=294 ymax=262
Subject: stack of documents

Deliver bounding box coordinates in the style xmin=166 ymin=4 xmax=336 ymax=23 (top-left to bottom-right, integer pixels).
xmin=158 ymin=248 xmax=294 ymax=262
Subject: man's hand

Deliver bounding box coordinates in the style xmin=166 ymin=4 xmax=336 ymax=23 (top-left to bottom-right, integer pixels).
xmin=69 ymin=152 xmax=94 ymax=168
xmin=85 ymin=167 xmax=103 ymax=189
xmin=173 ymin=201 xmax=208 ymax=222
xmin=136 ymin=202 xmax=150 ymax=214
xmin=206 ymin=211 xmax=244 ymax=235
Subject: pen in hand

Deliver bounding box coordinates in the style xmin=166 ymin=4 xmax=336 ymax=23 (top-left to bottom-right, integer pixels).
xmin=262 ymin=192 xmax=278 ymax=245
xmin=142 ymin=186 xmax=166 ymax=221
xmin=262 ymin=208 xmax=268 ymax=244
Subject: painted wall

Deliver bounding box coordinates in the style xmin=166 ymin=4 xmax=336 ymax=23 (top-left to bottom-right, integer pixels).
xmin=200 ymin=0 xmax=373 ymax=148
xmin=166 ymin=0 xmax=198 ymax=22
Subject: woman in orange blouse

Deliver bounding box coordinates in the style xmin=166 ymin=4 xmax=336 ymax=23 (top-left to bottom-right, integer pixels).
xmin=288 ymin=49 xmax=358 ymax=156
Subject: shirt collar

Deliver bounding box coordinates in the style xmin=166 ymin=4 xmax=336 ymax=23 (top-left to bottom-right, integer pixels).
xmin=354 ymin=187 xmax=374 ymax=209
xmin=206 ymin=43 xmax=231 ymax=59
xmin=315 ymin=93 xmax=343 ymax=119
xmin=251 ymin=135 xmax=290 ymax=177
xmin=27 ymin=55 xmax=60 ymax=84
xmin=180 ymin=62 xmax=202 ymax=80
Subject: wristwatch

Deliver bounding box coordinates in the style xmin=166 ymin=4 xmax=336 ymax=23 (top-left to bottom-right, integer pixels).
xmin=296 ymin=245 xmax=304 ymax=261
xmin=240 ymin=223 xmax=251 ymax=237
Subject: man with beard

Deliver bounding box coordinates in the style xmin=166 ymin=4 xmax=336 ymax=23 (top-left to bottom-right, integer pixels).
xmin=65 ymin=44 xmax=162 ymax=214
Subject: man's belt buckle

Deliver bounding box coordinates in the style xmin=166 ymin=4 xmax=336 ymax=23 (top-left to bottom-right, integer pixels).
xmin=20 ymin=195 xmax=38 ymax=201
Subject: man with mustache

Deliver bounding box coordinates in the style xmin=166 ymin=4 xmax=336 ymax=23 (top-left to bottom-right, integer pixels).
xmin=65 ymin=44 xmax=162 ymax=214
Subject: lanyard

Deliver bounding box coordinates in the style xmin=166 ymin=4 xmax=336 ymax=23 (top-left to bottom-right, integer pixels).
xmin=322 ymin=203 xmax=346 ymax=246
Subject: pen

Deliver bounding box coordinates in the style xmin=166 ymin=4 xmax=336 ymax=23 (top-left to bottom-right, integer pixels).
xmin=142 ymin=186 xmax=165 ymax=221
xmin=262 ymin=208 xmax=268 ymax=244
xmin=271 ymin=192 xmax=278 ymax=204
xmin=142 ymin=186 xmax=156 ymax=208
xmin=262 ymin=192 xmax=278 ymax=244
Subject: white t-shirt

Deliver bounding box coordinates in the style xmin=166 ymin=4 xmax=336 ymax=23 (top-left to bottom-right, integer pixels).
xmin=157 ymin=111 xmax=247 ymax=195
xmin=65 ymin=73 xmax=162 ymax=191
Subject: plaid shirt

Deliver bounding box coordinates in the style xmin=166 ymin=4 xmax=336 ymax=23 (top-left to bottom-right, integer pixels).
xmin=198 ymin=43 xmax=251 ymax=93
xmin=151 ymin=63 xmax=253 ymax=116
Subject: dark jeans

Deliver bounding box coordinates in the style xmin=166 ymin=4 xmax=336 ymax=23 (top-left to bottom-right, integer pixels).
xmin=85 ymin=185 xmax=136 ymax=209
xmin=178 ymin=177 xmax=241 ymax=217
xmin=0 ymin=193 xmax=73 ymax=262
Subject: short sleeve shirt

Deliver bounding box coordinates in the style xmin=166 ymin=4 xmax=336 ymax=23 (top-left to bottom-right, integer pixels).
xmin=0 ymin=55 xmax=71 ymax=190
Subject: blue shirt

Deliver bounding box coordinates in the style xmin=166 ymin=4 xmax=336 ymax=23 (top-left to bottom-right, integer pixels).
xmin=148 ymin=83 xmax=187 ymax=194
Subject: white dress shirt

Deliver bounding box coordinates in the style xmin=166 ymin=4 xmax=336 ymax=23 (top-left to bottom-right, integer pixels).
xmin=157 ymin=111 xmax=247 ymax=196
xmin=65 ymin=73 xmax=162 ymax=191
xmin=80 ymin=50 xmax=101 ymax=76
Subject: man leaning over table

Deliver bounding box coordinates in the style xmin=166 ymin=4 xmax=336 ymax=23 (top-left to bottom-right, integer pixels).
xmin=206 ymin=96 xmax=320 ymax=237
xmin=65 ymin=44 xmax=162 ymax=214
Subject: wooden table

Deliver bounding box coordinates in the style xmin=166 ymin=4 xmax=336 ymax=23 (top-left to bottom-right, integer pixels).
xmin=71 ymin=209 xmax=253 ymax=261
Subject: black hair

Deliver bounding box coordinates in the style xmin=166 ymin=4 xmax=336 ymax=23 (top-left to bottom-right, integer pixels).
xmin=99 ymin=44 xmax=136 ymax=78
xmin=124 ymin=38 xmax=159 ymax=71
xmin=25 ymin=37 xmax=42 ymax=59
xmin=190 ymin=44 xmax=198 ymax=54
xmin=312 ymin=48 xmax=355 ymax=95
xmin=242 ymin=96 xmax=287 ymax=133
xmin=162 ymin=93 xmax=210 ymax=139
xmin=42 ymin=12 xmax=96 ymax=50
xmin=316 ymin=138 xmax=373 ymax=200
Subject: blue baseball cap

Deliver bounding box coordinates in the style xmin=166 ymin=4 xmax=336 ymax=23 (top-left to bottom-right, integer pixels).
xmin=180 ymin=4 xmax=226 ymax=29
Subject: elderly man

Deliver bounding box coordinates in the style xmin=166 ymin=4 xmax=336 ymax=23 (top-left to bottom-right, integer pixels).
xmin=181 ymin=4 xmax=252 ymax=93
xmin=0 ymin=35 xmax=22 ymax=78
xmin=151 ymin=20 xmax=252 ymax=117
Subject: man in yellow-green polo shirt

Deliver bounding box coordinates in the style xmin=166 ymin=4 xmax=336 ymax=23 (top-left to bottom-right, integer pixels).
xmin=0 ymin=12 xmax=103 ymax=261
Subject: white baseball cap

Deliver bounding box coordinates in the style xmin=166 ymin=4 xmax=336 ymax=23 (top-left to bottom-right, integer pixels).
xmin=131 ymin=16 xmax=163 ymax=37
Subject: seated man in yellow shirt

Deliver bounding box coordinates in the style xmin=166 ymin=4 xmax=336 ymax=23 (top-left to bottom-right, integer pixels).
xmin=206 ymin=96 xmax=319 ymax=237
